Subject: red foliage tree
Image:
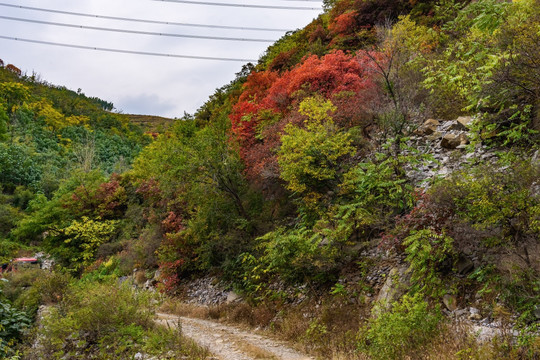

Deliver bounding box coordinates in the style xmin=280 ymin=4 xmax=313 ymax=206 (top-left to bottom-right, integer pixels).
xmin=229 ymin=100 xmax=264 ymax=149
xmin=156 ymin=213 xmax=199 ymax=294
xmin=237 ymin=70 xmax=279 ymax=103
xmin=135 ymin=178 xmax=161 ymax=201
xmin=329 ymin=11 xmax=358 ymax=36
xmin=5 ymin=64 xmax=21 ymax=76
xmin=269 ymin=49 xmax=299 ymax=73
xmin=308 ymin=24 xmax=328 ymax=44
xmin=67 ymin=174 xmax=127 ymax=219
xmin=161 ymin=211 xmax=185 ymax=233
xmin=230 ymin=50 xmax=385 ymax=188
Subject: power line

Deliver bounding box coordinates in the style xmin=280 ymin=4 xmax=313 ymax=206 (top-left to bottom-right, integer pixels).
xmin=0 ymin=15 xmax=276 ymax=43
xmin=235 ymin=0 xmax=322 ymax=1
xmin=152 ymin=0 xmax=322 ymax=10
xmin=0 ymin=35 xmax=258 ymax=62
xmin=0 ymin=3 xmax=293 ymax=32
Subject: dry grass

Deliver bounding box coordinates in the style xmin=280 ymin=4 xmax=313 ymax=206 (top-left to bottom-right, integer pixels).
xmin=134 ymin=270 xmax=147 ymax=285
xmin=235 ymin=342 xmax=279 ymax=360
xmin=159 ymin=300 xmax=212 ymax=319
xmin=163 ymin=297 xmax=369 ymax=359
xmin=160 ymin=296 xmax=539 ymax=360
xmin=411 ymin=320 xmax=540 ymax=360
xmin=124 ymin=114 xmax=175 ymax=132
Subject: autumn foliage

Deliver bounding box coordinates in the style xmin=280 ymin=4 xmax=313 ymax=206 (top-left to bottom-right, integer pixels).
xmin=67 ymin=174 xmax=127 ymax=219
xmin=5 ymin=64 xmax=21 ymax=76
xmin=230 ymin=50 xmax=384 ymax=185
xmin=329 ymin=11 xmax=358 ymax=36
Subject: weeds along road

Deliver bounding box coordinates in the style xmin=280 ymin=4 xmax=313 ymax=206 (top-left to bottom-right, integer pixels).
xmin=156 ymin=312 xmax=314 ymax=360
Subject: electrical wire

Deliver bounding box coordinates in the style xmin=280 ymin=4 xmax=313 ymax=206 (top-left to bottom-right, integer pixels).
xmin=0 ymin=3 xmax=294 ymax=32
xmin=152 ymin=0 xmax=322 ymax=10
xmin=0 ymin=15 xmax=277 ymax=42
xmin=0 ymin=35 xmax=258 ymax=62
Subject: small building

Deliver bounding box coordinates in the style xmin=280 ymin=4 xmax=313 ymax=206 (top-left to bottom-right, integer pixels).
xmin=10 ymin=257 xmax=40 ymax=272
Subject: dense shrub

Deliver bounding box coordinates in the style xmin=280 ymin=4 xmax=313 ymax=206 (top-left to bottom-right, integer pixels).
xmin=25 ymin=280 xmax=208 ymax=359
xmin=0 ymin=285 xmax=31 ymax=358
xmin=359 ymin=292 xmax=442 ymax=360
xmin=389 ymin=156 xmax=540 ymax=322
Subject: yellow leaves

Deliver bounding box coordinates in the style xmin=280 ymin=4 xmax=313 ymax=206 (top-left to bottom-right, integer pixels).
xmin=29 ymin=100 xmax=90 ymax=131
xmin=298 ymin=96 xmax=336 ymax=123
xmin=66 ymin=115 xmax=90 ymax=127
xmin=278 ymin=97 xmax=354 ymax=203
xmin=103 ymin=257 xmax=115 ymax=268
xmin=0 ymin=82 xmax=30 ymax=114
xmin=388 ymin=15 xmax=439 ymax=55
xmin=63 ymin=216 xmax=118 ymax=266
xmin=37 ymin=102 xmax=64 ymax=130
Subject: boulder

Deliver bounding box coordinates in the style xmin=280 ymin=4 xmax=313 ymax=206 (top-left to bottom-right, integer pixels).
xmin=427 ymin=131 xmax=443 ymax=141
xmin=448 ymin=116 xmax=473 ymax=131
xmin=372 ymin=265 xmax=410 ymax=316
xmin=441 ymin=133 xmax=468 ymax=149
xmin=443 ymin=294 xmax=458 ymax=312
xmin=424 ymin=118 xmax=441 ymax=127
xmin=469 ymin=307 xmax=482 ymax=320
xmin=456 ymin=116 xmax=473 ymax=129
xmin=441 ymin=134 xmax=459 ymax=149
xmin=459 ymin=133 xmax=469 ymax=145
xmin=226 ymin=291 xmax=242 ymax=304
xmin=419 ymin=119 xmax=441 ymax=135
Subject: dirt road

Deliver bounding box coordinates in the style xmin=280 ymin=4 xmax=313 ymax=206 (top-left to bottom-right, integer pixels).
xmin=156 ymin=312 xmax=314 ymax=360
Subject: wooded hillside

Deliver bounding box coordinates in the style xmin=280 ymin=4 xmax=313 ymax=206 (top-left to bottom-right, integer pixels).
xmin=1 ymin=0 xmax=539 ymax=358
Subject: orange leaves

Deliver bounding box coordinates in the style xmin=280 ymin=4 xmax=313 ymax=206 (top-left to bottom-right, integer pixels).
xmin=238 ymin=70 xmax=279 ymax=103
xmin=230 ymin=50 xmax=385 ymax=187
xmin=5 ymin=64 xmax=21 ymax=76
xmin=230 ymin=100 xmax=263 ymax=146
xmin=329 ymin=11 xmax=358 ymax=36
xmin=264 ymin=51 xmax=370 ymax=110
xmin=161 ymin=211 xmax=185 ymax=234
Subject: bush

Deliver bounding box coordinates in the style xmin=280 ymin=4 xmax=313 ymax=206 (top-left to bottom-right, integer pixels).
xmin=1 ymin=270 xmax=43 ymax=306
xmin=404 ymin=229 xmax=456 ymax=297
xmin=0 ymin=239 xmax=27 ymax=263
xmin=0 ymin=285 xmax=31 ymax=358
xmin=402 ymin=156 xmax=540 ymax=322
xmin=26 ymin=280 xmax=208 ymax=359
xmin=2 ymin=270 xmax=71 ymax=319
xmin=359 ymin=292 xmax=442 ymax=360
xmin=326 ymin=148 xmax=417 ymax=244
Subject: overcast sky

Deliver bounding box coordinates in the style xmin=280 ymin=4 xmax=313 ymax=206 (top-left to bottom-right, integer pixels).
xmin=0 ymin=0 xmax=322 ymax=117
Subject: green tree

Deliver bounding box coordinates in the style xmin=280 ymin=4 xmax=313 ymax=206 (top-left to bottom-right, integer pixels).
xmin=278 ymin=97 xmax=354 ymax=208
xmin=318 ymin=150 xmax=416 ymax=246
xmin=0 ymin=105 xmax=8 ymax=141
xmin=60 ymin=216 xmax=118 ymax=269
xmin=0 ymin=143 xmax=42 ymax=190
xmin=0 ymin=287 xmax=31 ymax=358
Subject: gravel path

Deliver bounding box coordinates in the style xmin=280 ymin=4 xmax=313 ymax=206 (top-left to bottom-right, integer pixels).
xmin=156 ymin=312 xmax=314 ymax=360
